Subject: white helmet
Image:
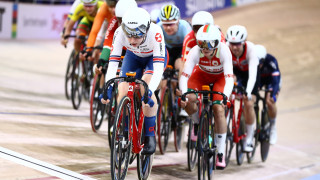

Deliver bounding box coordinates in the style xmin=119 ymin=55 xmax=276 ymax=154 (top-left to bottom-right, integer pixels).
xmin=150 ymin=9 xmax=161 ymax=23
xmin=122 ymin=8 xmax=151 ymax=38
xmin=255 ymin=44 xmax=267 ymax=60
xmin=226 ymin=25 xmax=247 ymax=43
xmin=160 ymin=4 xmax=180 ymax=21
xmin=81 ymin=0 xmax=97 ymax=5
xmin=196 ymin=24 xmax=221 ymax=49
xmin=115 ymin=0 xmax=137 ymax=18
xmin=192 ymin=11 xmax=214 ymax=26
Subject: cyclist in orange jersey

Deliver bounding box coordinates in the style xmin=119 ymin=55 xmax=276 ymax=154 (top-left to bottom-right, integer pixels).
xmin=61 ymin=0 xmax=104 ymax=53
xmin=83 ymin=0 xmax=118 ymax=63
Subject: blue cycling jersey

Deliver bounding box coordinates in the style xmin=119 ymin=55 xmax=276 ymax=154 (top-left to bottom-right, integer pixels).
xmin=157 ymin=19 xmax=192 ymax=49
xmin=259 ymin=53 xmax=281 ymax=97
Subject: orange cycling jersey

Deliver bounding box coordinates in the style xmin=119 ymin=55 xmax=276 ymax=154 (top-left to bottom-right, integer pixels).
xmin=181 ymin=26 xmax=226 ymax=62
xmin=87 ymin=2 xmax=114 ymax=50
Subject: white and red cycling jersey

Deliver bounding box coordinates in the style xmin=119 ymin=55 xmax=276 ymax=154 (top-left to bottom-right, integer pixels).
xmin=227 ymin=41 xmax=259 ymax=95
xmin=105 ymin=23 xmax=166 ymax=93
xmin=179 ymin=43 xmax=234 ymax=100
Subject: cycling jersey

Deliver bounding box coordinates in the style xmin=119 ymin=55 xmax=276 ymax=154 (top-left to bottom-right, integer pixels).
xmin=179 ymin=43 xmax=234 ymax=98
xmin=182 ymin=26 xmax=226 ymax=62
xmin=68 ymin=0 xmax=81 ymax=19
xmin=259 ymin=53 xmax=281 ymax=97
xmin=227 ymin=41 xmax=259 ymax=95
xmin=157 ymin=19 xmax=192 ymax=49
xmin=100 ymin=16 xmax=119 ymax=61
xmin=70 ymin=1 xmax=104 ymax=22
xmin=87 ymin=2 xmax=115 ymax=50
xmin=105 ymin=23 xmax=167 ymax=93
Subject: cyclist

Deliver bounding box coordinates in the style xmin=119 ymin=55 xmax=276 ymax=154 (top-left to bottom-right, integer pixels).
xmin=100 ymin=8 xmax=167 ymax=155
xmin=256 ymin=44 xmax=281 ymax=145
xmin=158 ymin=4 xmax=192 ymax=73
xmin=226 ymin=25 xmax=260 ymax=152
xmin=83 ymin=0 xmax=118 ymax=63
xmin=150 ymin=8 xmax=161 ymax=24
xmin=61 ymin=0 xmax=81 ymax=37
xmin=61 ymin=0 xmax=104 ymax=53
xmin=180 ymin=24 xmax=234 ymax=169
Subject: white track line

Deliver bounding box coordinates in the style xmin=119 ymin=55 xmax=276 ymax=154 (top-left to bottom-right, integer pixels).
xmin=0 ymin=146 xmax=95 ymax=180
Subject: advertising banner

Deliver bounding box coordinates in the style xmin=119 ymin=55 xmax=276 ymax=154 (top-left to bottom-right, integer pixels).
xmin=138 ymin=0 xmax=175 ymax=15
xmin=236 ymin=0 xmax=267 ymax=6
xmin=16 ymin=4 xmax=69 ymax=39
xmin=0 ymin=2 xmax=13 ymax=39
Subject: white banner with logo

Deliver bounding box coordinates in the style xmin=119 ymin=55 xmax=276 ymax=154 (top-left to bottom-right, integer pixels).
xmin=236 ymin=0 xmax=269 ymax=6
xmin=16 ymin=4 xmax=70 ymax=39
xmin=0 ymin=2 xmax=13 ymax=39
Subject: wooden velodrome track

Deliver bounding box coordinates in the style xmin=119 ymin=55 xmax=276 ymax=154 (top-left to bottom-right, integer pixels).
xmin=1 ymin=0 xmax=320 ymax=179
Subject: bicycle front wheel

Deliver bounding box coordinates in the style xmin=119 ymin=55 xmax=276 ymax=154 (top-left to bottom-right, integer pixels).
xmin=110 ymin=96 xmax=131 ymax=180
xmin=64 ymin=49 xmax=75 ymax=100
xmin=71 ymin=54 xmax=83 ymax=110
xmin=260 ymin=108 xmax=271 ymax=162
xmin=187 ymin=118 xmax=197 ymax=171
xmin=236 ymin=111 xmax=245 ymax=166
xmin=174 ymin=106 xmax=185 ymax=152
xmin=198 ymin=110 xmax=215 ymax=180
xmin=225 ymin=106 xmax=234 ymax=167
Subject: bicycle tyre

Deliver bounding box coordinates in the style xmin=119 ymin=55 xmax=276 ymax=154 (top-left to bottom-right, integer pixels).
xmin=198 ymin=110 xmax=214 ymax=180
xmin=225 ymin=106 xmax=234 ymax=167
xmin=108 ymin=83 xmax=118 ymax=149
xmin=174 ymin=108 xmax=184 ymax=152
xmin=64 ymin=49 xmax=75 ymax=100
xmin=110 ymin=96 xmax=131 ymax=180
xmin=260 ymin=108 xmax=271 ymax=162
xmin=157 ymin=88 xmax=172 ymax=154
xmin=187 ymin=118 xmax=197 ymax=171
xmin=71 ymin=54 xmax=83 ymax=110
xmin=90 ymin=74 xmax=106 ymax=132
xmin=236 ymin=111 xmax=245 ymax=166
xmin=246 ymin=104 xmax=260 ymax=163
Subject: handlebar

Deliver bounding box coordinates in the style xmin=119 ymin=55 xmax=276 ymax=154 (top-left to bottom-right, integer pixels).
xmin=181 ymin=90 xmax=228 ymax=105
xmin=103 ymin=76 xmax=149 ymax=104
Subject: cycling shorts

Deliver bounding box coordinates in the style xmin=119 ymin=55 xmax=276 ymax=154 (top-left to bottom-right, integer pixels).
xmin=77 ymin=17 xmax=92 ymax=36
xmin=233 ymin=66 xmax=260 ymax=96
xmin=188 ymin=65 xmax=225 ymax=101
xmin=119 ymin=50 xmax=168 ymax=79
xmin=167 ymin=46 xmax=182 ymax=67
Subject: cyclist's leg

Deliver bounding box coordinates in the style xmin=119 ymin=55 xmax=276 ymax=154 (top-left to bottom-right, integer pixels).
xmin=266 ymin=83 xmax=279 ymax=144
xmin=212 ymin=75 xmax=227 ymax=168
xmin=75 ymin=17 xmax=91 ymax=53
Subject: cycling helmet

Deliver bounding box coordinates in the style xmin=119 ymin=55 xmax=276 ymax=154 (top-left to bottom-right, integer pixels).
xmin=81 ymin=0 xmax=97 ymax=6
xmin=191 ymin=11 xmax=214 ymax=26
xmin=196 ymin=24 xmax=221 ymax=49
xmin=226 ymin=25 xmax=247 ymax=43
xmin=159 ymin=4 xmax=180 ymax=21
xmin=150 ymin=9 xmax=161 ymax=23
xmin=122 ymin=8 xmax=151 ymax=38
xmin=115 ymin=0 xmax=138 ymax=18
xmin=255 ymin=44 xmax=267 ymax=60
xmin=106 ymin=0 xmax=118 ymax=7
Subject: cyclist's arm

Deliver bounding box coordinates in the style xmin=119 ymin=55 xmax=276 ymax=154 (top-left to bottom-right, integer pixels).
xmin=246 ymin=42 xmax=259 ymax=95
xmin=179 ymin=46 xmax=199 ymax=94
xmin=105 ymin=27 xmax=124 ymax=82
xmin=64 ymin=19 xmax=76 ymax=37
xmin=220 ymin=43 xmax=234 ymax=97
xmin=99 ymin=17 xmax=118 ymax=64
xmin=181 ymin=32 xmax=195 ymax=62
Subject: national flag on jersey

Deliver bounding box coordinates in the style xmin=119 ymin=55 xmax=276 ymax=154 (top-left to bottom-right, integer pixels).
xmin=109 ymin=55 xmax=121 ymax=62
xmin=153 ymin=56 xmax=165 ymax=63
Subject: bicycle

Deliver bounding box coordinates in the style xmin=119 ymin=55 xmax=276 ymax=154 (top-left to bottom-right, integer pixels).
xmin=246 ymin=87 xmax=272 ymax=163
xmin=103 ymin=72 xmax=154 ymax=180
xmin=224 ymin=84 xmax=247 ymax=166
xmin=182 ymin=84 xmax=227 ymax=180
xmin=157 ymin=65 xmax=186 ymax=154
xmin=64 ymin=35 xmax=77 ymax=100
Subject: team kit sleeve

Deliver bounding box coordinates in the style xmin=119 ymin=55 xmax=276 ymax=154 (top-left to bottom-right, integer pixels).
xmin=100 ymin=17 xmax=118 ymax=61
xmin=179 ymin=46 xmax=199 ymax=94
xmin=246 ymin=42 xmax=259 ymax=96
xmin=105 ymin=27 xmax=125 ymax=83
xmin=181 ymin=32 xmax=195 ymax=62
xmin=68 ymin=0 xmax=81 ymax=18
xmin=220 ymin=44 xmax=234 ymax=97
xmin=148 ymin=26 xmax=166 ymax=93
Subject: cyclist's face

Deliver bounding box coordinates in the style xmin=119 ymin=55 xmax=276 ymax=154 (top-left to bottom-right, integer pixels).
xmin=229 ymin=42 xmax=244 ymax=57
xmin=84 ymin=5 xmax=96 ymax=15
xmin=162 ymin=20 xmax=178 ymax=35
xmin=108 ymin=6 xmax=116 ymax=16
xmin=201 ymin=48 xmax=215 ymax=58
xmin=127 ymin=36 xmax=144 ymax=47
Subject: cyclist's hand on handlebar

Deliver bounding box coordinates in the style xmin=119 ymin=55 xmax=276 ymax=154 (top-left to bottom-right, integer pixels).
xmin=176 ymin=89 xmax=182 ymax=96
xmin=99 ymin=85 xmax=113 ymax=104
xmin=142 ymin=89 xmax=154 ymax=107
xmin=179 ymin=97 xmax=188 ymax=108
xmin=244 ymin=93 xmax=252 ymax=101
xmin=93 ymin=64 xmax=103 ymax=75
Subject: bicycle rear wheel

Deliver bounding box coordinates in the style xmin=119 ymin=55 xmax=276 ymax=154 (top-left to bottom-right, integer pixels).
xmin=157 ymin=88 xmax=172 ymax=154
xmin=110 ymin=96 xmax=131 ymax=180
xmin=64 ymin=49 xmax=75 ymax=100
xmin=108 ymin=84 xmax=118 ymax=149
xmin=198 ymin=110 xmax=215 ymax=180
xmin=236 ymin=112 xmax=245 ymax=165
xmin=187 ymin=119 xmax=197 ymax=171
xmin=90 ymin=74 xmax=106 ymax=132
xmin=174 ymin=107 xmax=185 ymax=152
xmin=260 ymin=108 xmax=271 ymax=162
xmin=71 ymin=54 xmax=83 ymax=110
xmin=225 ymin=106 xmax=234 ymax=167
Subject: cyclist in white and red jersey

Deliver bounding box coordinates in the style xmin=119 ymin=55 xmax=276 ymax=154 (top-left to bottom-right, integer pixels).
xmin=180 ymin=24 xmax=234 ymax=169
xmin=100 ymin=7 xmax=168 ymax=155
xmin=256 ymin=44 xmax=281 ymax=145
xmin=226 ymin=25 xmax=260 ymax=152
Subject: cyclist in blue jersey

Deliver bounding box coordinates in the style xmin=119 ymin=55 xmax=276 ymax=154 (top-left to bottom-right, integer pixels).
xmin=256 ymin=44 xmax=281 ymax=145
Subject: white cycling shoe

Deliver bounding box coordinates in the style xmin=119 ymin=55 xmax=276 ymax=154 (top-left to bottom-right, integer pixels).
xmin=179 ymin=109 xmax=188 ymax=117
xmin=269 ymin=125 xmax=277 ymax=145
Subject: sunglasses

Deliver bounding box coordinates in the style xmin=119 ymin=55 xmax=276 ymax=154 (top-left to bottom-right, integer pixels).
xmin=197 ymin=40 xmax=219 ymax=50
